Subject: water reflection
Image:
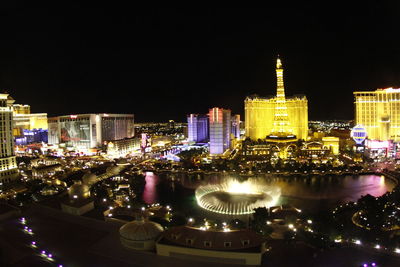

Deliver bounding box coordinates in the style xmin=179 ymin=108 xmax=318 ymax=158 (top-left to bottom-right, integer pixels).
xmin=142 ymin=171 xmax=159 ymax=204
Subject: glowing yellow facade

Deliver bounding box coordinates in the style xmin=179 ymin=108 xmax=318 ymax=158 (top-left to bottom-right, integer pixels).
xmin=13 ymin=104 xmax=30 ymax=114
xmin=271 ymin=57 xmax=292 ymax=135
xmin=12 ymin=104 xmax=48 ymax=136
xmin=245 ymin=58 xmax=308 ymax=140
xmin=354 ymin=87 xmax=400 ymax=141
xmin=322 ymin=136 xmax=339 ymax=155
xmin=0 ymin=93 xmax=18 ymax=184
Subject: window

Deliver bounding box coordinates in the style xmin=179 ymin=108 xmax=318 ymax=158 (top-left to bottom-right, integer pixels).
xmin=204 ymin=241 xmax=212 ymax=247
xmin=224 ymin=242 xmax=232 ymax=248
xmin=186 ymin=239 xmax=193 ymax=245
xmin=241 ymin=240 xmax=250 ymax=246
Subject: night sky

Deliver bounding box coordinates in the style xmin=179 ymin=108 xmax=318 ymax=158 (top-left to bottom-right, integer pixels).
xmin=1 ymin=6 xmax=400 ymax=122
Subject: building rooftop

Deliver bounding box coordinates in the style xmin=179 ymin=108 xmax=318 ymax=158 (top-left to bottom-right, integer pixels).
xmin=159 ymin=226 xmax=265 ymax=252
xmin=120 ymin=219 xmax=163 ymax=241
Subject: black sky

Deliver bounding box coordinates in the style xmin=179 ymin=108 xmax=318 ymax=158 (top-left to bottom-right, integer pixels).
xmin=1 ymin=6 xmax=400 ymax=122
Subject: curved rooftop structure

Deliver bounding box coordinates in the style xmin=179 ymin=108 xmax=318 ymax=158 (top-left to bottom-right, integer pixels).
xmin=68 ymin=181 xmax=90 ymax=200
xmin=81 ymin=172 xmax=98 ymax=186
xmin=119 ymin=219 xmax=164 ymax=251
xmin=120 ymin=219 xmax=164 ymax=241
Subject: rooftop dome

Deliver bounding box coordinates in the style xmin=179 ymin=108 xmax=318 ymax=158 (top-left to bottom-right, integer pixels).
xmin=68 ymin=181 xmax=90 ymax=200
xmin=119 ymin=219 xmax=163 ymax=241
xmin=82 ymin=172 xmax=97 ymax=186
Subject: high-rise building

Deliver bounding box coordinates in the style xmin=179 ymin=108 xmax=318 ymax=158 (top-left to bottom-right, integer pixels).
xmin=354 ymin=87 xmax=400 ymax=142
xmin=231 ymin=114 xmax=241 ymax=139
xmin=0 ymin=93 xmax=18 ymax=184
xmin=209 ymin=107 xmax=231 ymax=155
xmin=245 ymin=57 xmax=308 ymax=141
xmin=48 ymin=114 xmax=134 ymax=150
xmin=187 ymin=114 xmax=209 ymax=143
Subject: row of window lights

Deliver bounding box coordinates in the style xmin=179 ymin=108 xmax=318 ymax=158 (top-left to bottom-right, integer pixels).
xmin=171 ymin=234 xmax=250 ymax=247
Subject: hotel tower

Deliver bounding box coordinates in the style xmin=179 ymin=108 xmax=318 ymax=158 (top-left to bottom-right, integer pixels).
xmin=0 ymin=93 xmax=18 ymax=184
xmin=209 ymin=107 xmax=231 ymax=155
xmin=245 ymin=57 xmax=308 ymax=141
xmin=354 ymin=87 xmax=400 ymax=142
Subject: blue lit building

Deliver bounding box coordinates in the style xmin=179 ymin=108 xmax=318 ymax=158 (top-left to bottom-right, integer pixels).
xmin=15 ymin=129 xmax=48 ymax=145
xmin=187 ymin=114 xmax=209 ymax=143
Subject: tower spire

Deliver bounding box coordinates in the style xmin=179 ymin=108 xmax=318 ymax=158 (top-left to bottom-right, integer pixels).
xmin=271 ymin=56 xmax=292 ymax=135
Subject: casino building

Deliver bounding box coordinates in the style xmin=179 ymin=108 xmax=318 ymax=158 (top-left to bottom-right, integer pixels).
xmin=12 ymin=103 xmax=48 ymax=145
xmin=354 ymin=87 xmax=400 ymax=158
xmin=48 ymin=113 xmax=134 ymax=151
xmin=245 ymin=57 xmax=308 ymax=142
xmin=243 ymin=57 xmax=308 ymax=159
xmin=187 ymin=114 xmax=209 ymax=143
xmin=209 ymin=107 xmax=231 ymax=155
xmin=354 ymin=87 xmax=400 ymax=142
xmin=0 ymin=93 xmax=18 ymax=184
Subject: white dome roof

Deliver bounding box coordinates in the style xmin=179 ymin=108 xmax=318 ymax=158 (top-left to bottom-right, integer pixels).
xmin=68 ymin=181 xmax=90 ymax=199
xmin=119 ymin=220 xmax=163 ymax=241
xmin=82 ymin=172 xmax=97 ymax=185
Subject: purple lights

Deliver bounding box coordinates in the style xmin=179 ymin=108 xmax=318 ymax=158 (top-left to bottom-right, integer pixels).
xmin=142 ymin=172 xmax=159 ymax=204
xmin=187 ymin=114 xmax=209 ymax=143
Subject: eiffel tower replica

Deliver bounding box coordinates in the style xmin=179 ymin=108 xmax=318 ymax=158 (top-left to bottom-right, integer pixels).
xmin=265 ymin=56 xmax=298 ymax=158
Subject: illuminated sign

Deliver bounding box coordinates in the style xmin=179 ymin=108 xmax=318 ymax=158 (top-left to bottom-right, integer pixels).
xmin=141 ymin=133 xmax=147 ymax=149
xmin=351 ymin=125 xmax=367 ymax=145
xmin=365 ymin=139 xmax=390 ymax=149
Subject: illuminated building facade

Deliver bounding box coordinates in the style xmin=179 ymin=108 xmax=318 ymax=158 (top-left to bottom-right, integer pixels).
xmin=48 ymin=114 xmax=134 ymax=150
xmin=354 ymin=87 xmax=400 ymax=142
xmin=209 ymin=107 xmax=231 ymax=155
xmin=187 ymin=114 xmax=209 ymax=143
xmin=105 ymin=137 xmax=141 ymax=158
xmin=0 ymin=93 xmax=18 ymax=184
xmin=231 ymin=114 xmax=241 ymax=139
xmin=12 ymin=104 xmax=30 ymax=114
xmin=298 ymin=141 xmax=331 ymax=160
xmin=12 ymin=104 xmax=48 ymax=141
xmin=322 ymin=136 xmax=340 ymax=155
xmin=364 ymin=139 xmax=395 ymax=158
xmin=15 ymin=129 xmax=48 ymax=145
xmin=245 ymin=58 xmax=308 ymax=141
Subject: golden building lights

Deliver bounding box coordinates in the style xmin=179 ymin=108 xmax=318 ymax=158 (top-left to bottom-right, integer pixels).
xmin=245 ymin=57 xmax=308 ymax=141
xmin=354 ymin=87 xmax=400 ymax=141
xmin=0 ymin=93 xmax=18 ymax=184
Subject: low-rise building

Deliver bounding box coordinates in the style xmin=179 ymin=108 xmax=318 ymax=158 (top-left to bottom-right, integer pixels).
xmin=156 ymin=226 xmax=266 ymax=265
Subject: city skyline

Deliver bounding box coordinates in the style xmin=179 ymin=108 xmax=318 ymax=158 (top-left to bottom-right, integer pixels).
xmin=1 ymin=7 xmax=400 ymax=121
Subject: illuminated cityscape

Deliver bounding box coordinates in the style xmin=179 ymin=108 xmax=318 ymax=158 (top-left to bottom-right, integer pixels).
xmin=2 ymin=7 xmax=400 ymax=267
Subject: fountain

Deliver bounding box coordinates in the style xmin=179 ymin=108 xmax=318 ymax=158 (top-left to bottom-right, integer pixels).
xmin=195 ymin=178 xmax=281 ymax=215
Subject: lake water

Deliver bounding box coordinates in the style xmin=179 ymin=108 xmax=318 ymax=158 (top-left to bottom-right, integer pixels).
xmin=141 ymin=172 xmax=395 ymax=218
